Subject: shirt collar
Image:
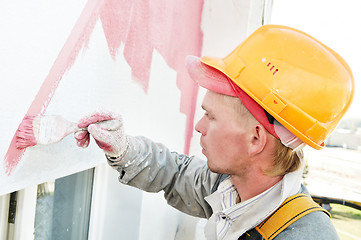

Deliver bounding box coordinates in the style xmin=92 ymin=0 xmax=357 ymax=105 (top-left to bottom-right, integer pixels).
xmin=204 ymin=161 xmax=304 ymax=239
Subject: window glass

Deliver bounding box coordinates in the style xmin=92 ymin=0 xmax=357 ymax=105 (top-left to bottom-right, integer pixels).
xmin=34 ymin=169 xmax=94 ymax=240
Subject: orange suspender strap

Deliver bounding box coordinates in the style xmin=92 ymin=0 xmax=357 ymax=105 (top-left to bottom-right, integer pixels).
xmin=255 ymin=193 xmax=331 ymax=240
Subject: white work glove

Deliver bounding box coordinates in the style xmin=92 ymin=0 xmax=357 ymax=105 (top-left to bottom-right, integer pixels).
xmin=74 ymin=111 xmax=128 ymax=160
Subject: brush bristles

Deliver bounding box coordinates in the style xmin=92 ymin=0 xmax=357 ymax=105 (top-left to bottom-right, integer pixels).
xmin=16 ymin=115 xmax=40 ymax=149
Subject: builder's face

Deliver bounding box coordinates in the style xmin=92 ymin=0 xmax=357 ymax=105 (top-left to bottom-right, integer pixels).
xmin=195 ymin=91 xmax=251 ymax=175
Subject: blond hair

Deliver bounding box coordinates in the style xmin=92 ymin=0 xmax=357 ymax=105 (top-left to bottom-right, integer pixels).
xmin=264 ymin=140 xmax=303 ymax=177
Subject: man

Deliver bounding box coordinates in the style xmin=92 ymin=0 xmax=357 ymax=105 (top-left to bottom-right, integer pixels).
xmin=75 ymin=25 xmax=354 ymax=239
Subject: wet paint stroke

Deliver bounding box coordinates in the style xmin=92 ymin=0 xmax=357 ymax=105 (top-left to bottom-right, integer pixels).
xmin=99 ymin=0 xmax=203 ymax=154
xmin=4 ymin=0 xmax=203 ymax=175
xmin=4 ymin=0 xmax=103 ymax=175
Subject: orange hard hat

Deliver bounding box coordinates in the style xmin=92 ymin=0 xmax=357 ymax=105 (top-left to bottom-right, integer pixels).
xmin=198 ymin=25 xmax=354 ymax=150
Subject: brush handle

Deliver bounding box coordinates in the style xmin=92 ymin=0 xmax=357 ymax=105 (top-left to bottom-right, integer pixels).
xmin=94 ymin=119 xmax=121 ymax=131
xmin=75 ymin=119 xmax=121 ymax=132
xmin=37 ymin=116 xmax=122 ymax=145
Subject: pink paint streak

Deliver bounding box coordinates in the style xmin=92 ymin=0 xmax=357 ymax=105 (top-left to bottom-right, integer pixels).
xmin=4 ymin=0 xmax=203 ymax=175
xmin=15 ymin=116 xmax=38 ymax=149
xmin=100 ymin=0 xmax=203 ymax=154
xmin=4 ymin=0 xmax=103 ymax=175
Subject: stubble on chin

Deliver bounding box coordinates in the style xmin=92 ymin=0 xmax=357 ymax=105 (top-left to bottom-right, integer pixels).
xmin=206 ymin=160 xmax=224 ymax=174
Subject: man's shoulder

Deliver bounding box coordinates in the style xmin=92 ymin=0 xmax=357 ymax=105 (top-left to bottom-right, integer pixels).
xmin=275 ymin=210 xmax=339 ymax=239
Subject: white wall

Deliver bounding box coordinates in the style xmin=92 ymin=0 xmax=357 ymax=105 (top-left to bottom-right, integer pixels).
xmin=0 ymin=0 xmax=268 ymax=239
xmin=0 ymin=1 xmax=195 ymax=239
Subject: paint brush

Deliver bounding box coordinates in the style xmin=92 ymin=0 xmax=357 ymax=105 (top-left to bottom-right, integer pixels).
xmin=16 ymin=115 xmax=121 ymax=149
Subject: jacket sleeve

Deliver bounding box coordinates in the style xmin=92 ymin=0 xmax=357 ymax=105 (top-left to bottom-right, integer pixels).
xmin=107 ymin=135 xmax=219 ymax=219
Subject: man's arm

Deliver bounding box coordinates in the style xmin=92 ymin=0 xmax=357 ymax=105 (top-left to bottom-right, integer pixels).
xmin=109 ymin=136 xmax=218 ymax=219
xmin=74 ymin=111 xmax=219 ymax=218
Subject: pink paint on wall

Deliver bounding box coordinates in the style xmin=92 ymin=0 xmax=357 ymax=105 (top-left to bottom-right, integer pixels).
xmin=100 ymin=0 xmax=203 ymax=154
xmin=4 ymin=0 xmax=203 ymax=175
xmin=4 ymin=0 xmax=102 ymax=175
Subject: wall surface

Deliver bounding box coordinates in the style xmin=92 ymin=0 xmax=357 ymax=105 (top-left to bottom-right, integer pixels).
xmin=0 ymin=1 xmax=203 ymax=239
xmin=0 ymin=0 xmax=203 ymax=195
xmin=0 ymin=0 xmax=267 ymax=239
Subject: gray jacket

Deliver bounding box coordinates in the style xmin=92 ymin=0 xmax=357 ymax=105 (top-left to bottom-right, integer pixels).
xmin=108 ymin=136 xmax=339 ymax=239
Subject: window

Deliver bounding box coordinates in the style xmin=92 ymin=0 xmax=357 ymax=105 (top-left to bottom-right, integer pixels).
xmin=34 ymin=169 xmax=94 ymax=240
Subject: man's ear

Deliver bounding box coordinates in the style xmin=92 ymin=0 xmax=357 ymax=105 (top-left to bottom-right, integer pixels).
xmin=248 ymin=124 xmax=267 ymax=157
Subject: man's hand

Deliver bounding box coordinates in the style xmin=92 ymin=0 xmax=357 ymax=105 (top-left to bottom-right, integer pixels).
xmin=74 ymin=110 xmax=128 ymax=158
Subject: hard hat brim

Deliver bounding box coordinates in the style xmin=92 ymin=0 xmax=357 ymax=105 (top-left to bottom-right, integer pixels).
xmin=185 ymin=55 xmax=237 ymax=97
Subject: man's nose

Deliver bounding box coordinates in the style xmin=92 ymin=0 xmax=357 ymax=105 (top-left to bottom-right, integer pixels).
xmin=195 ymin=117 xmax=205 ymax=135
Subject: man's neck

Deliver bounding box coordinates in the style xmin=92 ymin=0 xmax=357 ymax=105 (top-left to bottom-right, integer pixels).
xmin=231 ymin=172 xmax=283 ymax=203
